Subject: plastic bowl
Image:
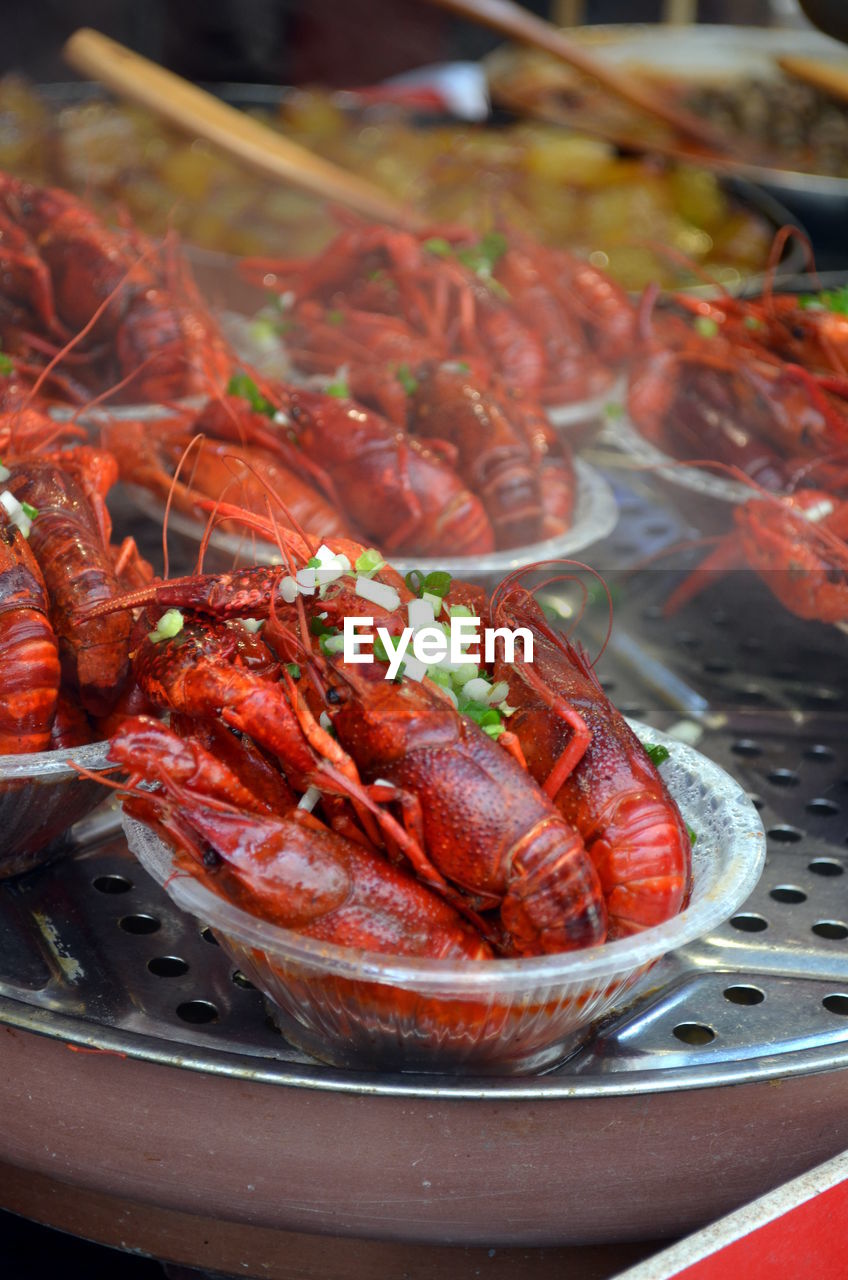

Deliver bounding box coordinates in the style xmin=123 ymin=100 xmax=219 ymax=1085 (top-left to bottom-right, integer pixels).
xmin=124 ymin=458 xmax=618 ymax=584
xmin=0 ymin=740 xmax=113 ymax=879
xmin=124 ymin=724 xmax=765 ymax=1075
xmin=546 ymin=375 xmax=627 ymax=433
xmin=602 ymin=410 xmax=752 ymax=506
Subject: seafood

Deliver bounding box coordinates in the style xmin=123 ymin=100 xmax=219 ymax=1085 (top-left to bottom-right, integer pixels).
xmin=112 ymin=716 xmax=491 ymax=960
xmin=96 ymin=554 xmax=693 ymax=957
xmin=279 ymin=385 xmax=496 ymax=556
xmin=6 ymin=448 xmax=142 ymax=717
xmin=0 ymin=174 xmax=232 ymax=403
xmin=0 ymin=514 xmax=60 ymax=753
xmin=316 ymin=658 xmax=607 ymax=954
xmin=674 ymin=283 xmax=848 ymax=379
xmin=243 ymin=222 xmax=632 ymax=405
xmin=489 ymin=576 xmax=691 ymax=937
xmin=99 ymin=413 xmax=353 ymax=543
xmin=116 ymin=616 xmax=607 ymax=955
xmin=628 ymin=306 xmax=848 ymax=491
xmin=664 ymin=486 xmax=848 ymax=625
xmin=407 ymin=361 xmax=543 ymax=548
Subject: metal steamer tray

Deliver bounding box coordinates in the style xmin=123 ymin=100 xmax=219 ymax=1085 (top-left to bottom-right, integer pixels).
xmin=2 ymin=485 xmax=848 ymax=1250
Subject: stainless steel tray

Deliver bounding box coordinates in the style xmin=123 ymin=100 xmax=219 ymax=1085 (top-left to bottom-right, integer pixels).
xmin=1 ymin=481 xmax=847 ymax=1247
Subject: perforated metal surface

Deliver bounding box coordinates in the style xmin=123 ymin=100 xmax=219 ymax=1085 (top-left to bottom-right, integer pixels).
xmin=0 ymin=476 xmax=847 ymax=1098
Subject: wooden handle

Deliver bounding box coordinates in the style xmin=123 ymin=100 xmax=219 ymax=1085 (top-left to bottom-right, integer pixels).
xmin=63 ymin=28 xmax=420 ymax=228
xmin=428 ymin=0 xmax=735 ymax=153
xmin=778 ymin=54 xmax=848 ymax=107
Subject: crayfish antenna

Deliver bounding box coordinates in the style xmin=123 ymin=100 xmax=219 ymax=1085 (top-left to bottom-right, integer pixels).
xmin=636 ymin=282 xmax=662 ymax=343
xmin=17 ymin=241 xmax=158 ymax=416
xmin=762 ymin=226 xmax=818 ymax=315
xmin=491 ymin=558 xmax=615 ymax=667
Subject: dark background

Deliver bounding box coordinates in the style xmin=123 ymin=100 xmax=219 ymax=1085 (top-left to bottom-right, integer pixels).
xmin=3 ymin=1 xmax=775 ymax=85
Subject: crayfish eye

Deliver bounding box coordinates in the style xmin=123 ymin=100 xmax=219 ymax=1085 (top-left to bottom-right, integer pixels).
xmin=791 ymin=326 xmax=805 ymax=340
xmin=326 ymin=686 xmax=342 ymax=704
xmin=202 ymin=845 xmax=221 ymax=869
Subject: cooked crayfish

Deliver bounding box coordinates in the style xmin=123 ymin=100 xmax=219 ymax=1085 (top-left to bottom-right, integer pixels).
xmin=0 ymin=174 xmax=232 ymax=403
xmin=92 ymin=535 xmax=693 ymax=954
xmin=112 ymin=716 xmax=491 ymax=959
xmin=490 ymin=573 xmax=691 ymax=937
xmin=664 ymin=480 xmax=848 ymax=625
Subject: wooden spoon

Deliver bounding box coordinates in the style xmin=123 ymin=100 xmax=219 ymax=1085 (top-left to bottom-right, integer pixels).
xmin=426 ymin=0 xmax=736 ymax=154
xmin=778 ymin=54 xmax=848 ymax=107
xmin=63 ymin=28 xmax=421 ymax=229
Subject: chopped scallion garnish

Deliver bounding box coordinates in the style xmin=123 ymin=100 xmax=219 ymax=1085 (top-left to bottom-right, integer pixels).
xmin=694 ymin=315 xmax=719 ymax=339
xmin=226 ymin=371 xmax=275 ymax=417
xmin=148 ymin=608 xmax=184 ymax=644
xmin=395 ymin=363 xmax=419 ymax=396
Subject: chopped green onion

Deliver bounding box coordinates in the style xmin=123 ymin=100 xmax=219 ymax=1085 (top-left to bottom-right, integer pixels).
xmin=645 ymin=743 xmax=671 ymax=767
xmin=326 ymin=308 xmax=344 ymax=326
xmin=226 ymin=371 xmax=275 ymax=417
xmin=285 ymin=663 xmax=301 ymax=680
xmin=0 ymin=352 xmax=13 ymax=376
xmin=421 ymin=590 xmax=443 ymax=615
xmin=309 ymin=616 xmax=336 ymax=637
xmin=395 ymin=363 xmax=419 ymax=396
xmin=800 ymin=286 xmax=848 ymax=315
xmin=326 ymin=379 xmax=350 ymax=399
xmin=306 ymin=556 xmax=321 ymax=568
xmin=604 ymin=401 xmax=624 ymax=420
xmin=322 ymin=633 xmax=346 ymax=654
xmin=687 ymin=824 xmax=698 ymax=847
xmin=743 ymin=314 xmax=763 ymax=330
xmin=248 ymin=316 xmax=280 ymax=346
xmin=448 ymin=603 xmax=472 ymax=618
xmin=456 ymin=231 xmax=508 ymax=278
xmin=694 ymin=315 xmax=719 ymax=339
xmin=20 ymin=501 xmax=38 ymax=520
xmin=423 ymin=570 xmax=451 ymax=597
xmin=373 ymin=634 xmax=390 ymax=664
xmin=148 ymin=608 xmax=184 ymax=644
xmin=355 ymin=548 xmax=385 ymax=575
xmin=405 ymin=569 xmax=424 ymax=596
xmin=451 ymin=663 xmax=479 ymax=688
xmin=423 ymin=237 xmax=452 ymax=257
xmin=455 ymin=361 xmax=470 ymax=373
xmin=427 ymin=666 xmax=452 ymax=689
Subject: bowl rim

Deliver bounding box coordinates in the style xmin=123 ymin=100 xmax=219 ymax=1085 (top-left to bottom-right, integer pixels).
xmin=0 ymin=738 xmax=112 ymax=780
xmin=602 ymin=411 xmax=754 ymax=505
xmin=125 ymin=721 xmax=766 ymax=992
xmin=122 ymin=457 xmax=619 ymax=577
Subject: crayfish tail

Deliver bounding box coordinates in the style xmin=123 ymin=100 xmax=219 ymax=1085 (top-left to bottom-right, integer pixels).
xmin=501 ymin=818 xmax=607 ymax=955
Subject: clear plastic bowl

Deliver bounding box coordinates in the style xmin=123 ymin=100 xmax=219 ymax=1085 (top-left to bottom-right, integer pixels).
xmin=124 ymin=724 xmax=765 ymax=1075
xmin=546 ymin=375 xmax=627 ymax=432
xmin=125 ymin=458 xmax=618 ymax=584
xmin=0 ymin=740 xmax=113 ymax=879
xmin=602 ymin=410 xmax=752 ymax=506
